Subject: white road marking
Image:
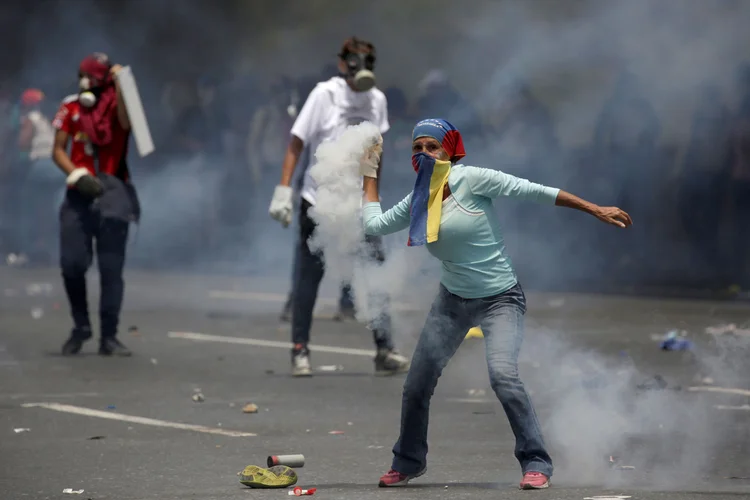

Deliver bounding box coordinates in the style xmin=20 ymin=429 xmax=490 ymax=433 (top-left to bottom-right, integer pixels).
xmin=688 ymin=386 xmax=750 ymax=397
xmin=168 ymin=331 xmax=376 ymax=357
xmin=22 ymin=402 xmax=256 ymax=437
xmin=1 ymin=392 xmax=101 ymax=400
xmin=715 ymin=404 xmax=750 ymax=411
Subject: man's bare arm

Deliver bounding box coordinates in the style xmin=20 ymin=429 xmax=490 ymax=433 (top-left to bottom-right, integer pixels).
xmin=279 ymin=135 xmax=304 ymax=186
xmin=52 ymin=130 xmax=76 ymax=175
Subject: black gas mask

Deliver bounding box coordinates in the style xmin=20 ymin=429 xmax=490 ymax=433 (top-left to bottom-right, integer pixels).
xmin=340 ymin=51 xmax=376 ymax=92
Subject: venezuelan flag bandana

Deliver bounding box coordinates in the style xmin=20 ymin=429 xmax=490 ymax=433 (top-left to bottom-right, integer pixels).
xmin=407 ymin=119 xmax=466 ymax=247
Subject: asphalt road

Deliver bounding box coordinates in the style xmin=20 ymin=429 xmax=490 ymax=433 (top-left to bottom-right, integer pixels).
xmin=1 ymin=266 xmax=749 ymax=500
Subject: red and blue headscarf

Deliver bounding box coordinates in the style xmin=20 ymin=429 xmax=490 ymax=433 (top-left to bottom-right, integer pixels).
xmin=408 ymin=119 xmax=466 ymax=246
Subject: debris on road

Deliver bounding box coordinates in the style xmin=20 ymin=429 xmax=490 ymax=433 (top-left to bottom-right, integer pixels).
xmin=607 ymin=456 xmax=635 ymax=471
xmin=30 ymin=308 xmax=43 ymax=319
xmin=367 ymin=445 xmax=384 ymax=449
xmin=239 ymin=465 xmax=298 ymax=488
xmin=705 ymin=323 xmax=750 ymax=336
xmin=13 ymin=428 xmax=31 ymax=433
xmin=467 ymin=389 xmax=486 ymax=397
xmin=150 ymin=358 xmax=158 ymax=365
xmin=128 ymin=325 xmax=140 ymax=336
xmin=62 ymin=489 xmax=84 ymax=494
xmin=317 ymin=365 xmax=344 ymax=372
xmin=328 ymin=430 xmax=345 ymax=435
xmin=659 ymin=330 xmax=693 ymax=351
xmin=242 ymin=403 xmax=259 ymax=414
xmin=107 ymin=405 xmax=116 ymax=410
xmin=88 ymin=436 xmax=106 ymax=440
xmin=192 ymin=393 xmax=205 ymax=403
xmin=289 ymin=486 xmax=317 ymax=496
xmin=268 ymin=454 xmax=305 ymax=468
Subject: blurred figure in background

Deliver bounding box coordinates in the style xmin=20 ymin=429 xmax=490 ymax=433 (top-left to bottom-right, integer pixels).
xmin=679 ymin=84 xmax=731 ymax=284
xmin=268 ymin=36 xmax=409 ymax=377
xmin=416 ymin=69 xmax=484 ymax=140
xmin=484 ymin=80 xmax=560 ymax=181
xmin=729 ymin=66 xmax=750 ymax=288
xmin=0 ymin=82 xmax=23 ymax=258
xmin=593 ymin=70 xmax=661 ymax=270
xmin=248 ymin=76 xmax=297 ymax=205
xmin=52 ymin=53 xmax=139 ymax=357
xmin=17 ymin=88 xmax=60 ymax=264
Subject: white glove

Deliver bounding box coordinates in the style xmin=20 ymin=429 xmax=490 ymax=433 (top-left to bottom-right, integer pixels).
xmin=269 ymin=184 xmax=293 ymax=227
xmin=359 ymin=138 xmax=383 ymax=178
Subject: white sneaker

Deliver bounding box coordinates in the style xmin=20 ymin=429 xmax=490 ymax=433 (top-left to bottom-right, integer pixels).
xmin=292 ymin=350 xmax=312 ymax=377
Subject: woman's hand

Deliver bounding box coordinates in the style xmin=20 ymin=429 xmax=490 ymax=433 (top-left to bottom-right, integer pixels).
xmin=359 ymin=140 xmax=382 ymax=178
xmin=593 ymin=206 xmax=632 ymax=228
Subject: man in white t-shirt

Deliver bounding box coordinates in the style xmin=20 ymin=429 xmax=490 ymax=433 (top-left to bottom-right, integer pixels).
xmin=268 ymin=37 xmax=410 ymax=377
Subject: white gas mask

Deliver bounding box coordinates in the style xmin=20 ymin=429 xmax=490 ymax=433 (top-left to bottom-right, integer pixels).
xmin=79 ymin=76 xmax=97 ymax=108
xmin=342 ymin=52 xmax=376 ymax=92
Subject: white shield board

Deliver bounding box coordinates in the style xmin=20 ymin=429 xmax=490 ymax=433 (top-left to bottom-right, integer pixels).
xmin=115 ymin=66 xmax=155 ymax=157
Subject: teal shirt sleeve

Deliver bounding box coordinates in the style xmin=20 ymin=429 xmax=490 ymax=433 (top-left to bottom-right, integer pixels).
xmin=462 ymin=166 xmax=560 ymax=204
xmin=362 ymin=193 xmax=412 ymax=236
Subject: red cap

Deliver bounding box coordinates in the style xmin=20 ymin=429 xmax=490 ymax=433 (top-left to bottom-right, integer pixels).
xmin=79 ymin=52 xmax=111 ymax=85
xmin=21 ymin=89 xmax=44 ymax=106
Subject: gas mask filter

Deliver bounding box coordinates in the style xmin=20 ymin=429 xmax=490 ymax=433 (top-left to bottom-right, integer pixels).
xmin=343 ymin=52 xmax=376 ymax=92
xmin=79 ymin=77 xmax=96 ymax=108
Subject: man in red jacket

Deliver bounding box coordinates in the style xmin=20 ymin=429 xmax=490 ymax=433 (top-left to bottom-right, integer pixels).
xmin=52 ymin=52 xmax=140 ymax=356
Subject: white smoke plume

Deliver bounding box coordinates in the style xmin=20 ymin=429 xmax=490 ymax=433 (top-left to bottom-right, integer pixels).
xmin=306 ymin=121 xmax=380 ymax=269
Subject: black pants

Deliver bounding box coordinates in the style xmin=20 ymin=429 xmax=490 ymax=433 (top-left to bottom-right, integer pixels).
xmin=291 ymin=199 xmax=394 ymax=350
xmin=60 ymin=191 xmax=130 ymax=338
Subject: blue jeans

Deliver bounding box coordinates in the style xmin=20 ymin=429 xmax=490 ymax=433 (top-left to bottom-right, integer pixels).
xmin=391 ymin=283 xmax=553 ymax=477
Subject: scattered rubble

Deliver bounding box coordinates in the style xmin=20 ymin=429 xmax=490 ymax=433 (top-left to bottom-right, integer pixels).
xmin=242 ymin=403 xmax=259 ymax=414
xmin=705 ymin=323 xmax=750 ymax=336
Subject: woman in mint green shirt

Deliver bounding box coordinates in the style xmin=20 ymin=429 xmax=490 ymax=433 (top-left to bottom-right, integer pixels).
xmin=361 ymin=119 xmax=631 ymax=490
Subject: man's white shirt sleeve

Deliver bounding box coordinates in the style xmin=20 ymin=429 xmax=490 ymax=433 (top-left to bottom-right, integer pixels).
xmin=377 ymin=93 xmax=390 ymax=135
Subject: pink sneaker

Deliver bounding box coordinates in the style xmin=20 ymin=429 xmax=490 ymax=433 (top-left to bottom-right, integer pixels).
xmin=378 ymin=468 xmax=426 ymax=487
xmin=519 ymin=471 xmax=550 ymax=490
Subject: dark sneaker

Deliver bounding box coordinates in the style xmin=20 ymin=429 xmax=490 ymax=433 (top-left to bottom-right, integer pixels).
xmin=61 ymin=327 xmax=93 ymax=356
xmin=99 ymin=337 xmax=132 ymax=357
xmin=374 ymin=348 xmax=410 ymax=376
xmin=239 ymin=465 xmax=298 ymax=488
xmin=378 ymin=467 xmax=426 ymax=487
xmin=291 ymin=344 xmax=312 ymax=377
xmin=332 ymin=307 xmax=357 ymax=322
xmin=519 ymin=471 xmax=550 ymax=489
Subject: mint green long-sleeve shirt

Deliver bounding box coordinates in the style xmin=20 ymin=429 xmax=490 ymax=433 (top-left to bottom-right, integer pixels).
xmin=363 ymin=165 xmax=560 ymax=299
